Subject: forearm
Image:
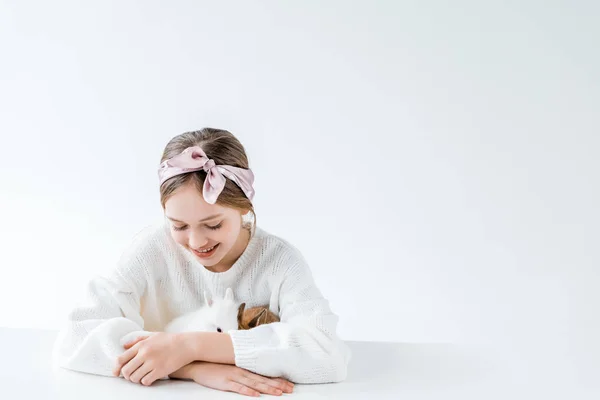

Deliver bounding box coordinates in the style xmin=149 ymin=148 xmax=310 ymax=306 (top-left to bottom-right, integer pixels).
xmin=228 ymin=320 xmax=350 ymax=383
xmin=169 ymin=362 xmax=200 ymax=380
xmin=182 ymin=332 xmax=236 ymax=365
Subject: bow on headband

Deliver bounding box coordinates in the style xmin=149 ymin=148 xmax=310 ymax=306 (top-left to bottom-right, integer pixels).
xmin=158 ymin=146 xmax=255 ymax=204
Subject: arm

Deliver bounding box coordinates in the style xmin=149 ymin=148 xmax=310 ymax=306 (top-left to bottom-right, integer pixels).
xmin=225 ymin=258 xmax=351 ymax=384
xmin=170 ymin=361 xmax=294 ymax=396
xmin=52 ymin=236 xmax=154 ymax=376
xmin=184 ymin=331 xmax=236 ymax=365
xmin=169 ymin=361 xmax=197 ymax=381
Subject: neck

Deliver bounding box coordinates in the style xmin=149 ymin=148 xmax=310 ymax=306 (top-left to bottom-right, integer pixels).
xmin=207 ymin=226 xmax=251 ymax=273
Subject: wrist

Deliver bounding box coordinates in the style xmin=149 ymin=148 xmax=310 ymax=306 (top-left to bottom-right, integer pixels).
xmin=169 ymin=362 xmax=198 ymax=380
xmin=178 ymin=331 xmax=207 ymax=362
xmin=201 ymin=332 xmax=235 ymax=364
xmin=179 ymin=331 xmax=235 ymax=364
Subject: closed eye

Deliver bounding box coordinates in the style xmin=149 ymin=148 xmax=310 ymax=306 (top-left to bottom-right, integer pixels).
xmin=173 ymin=223 xmax=221 ymax=231
xmin=206 ymin=222 xmax=222 ymax=231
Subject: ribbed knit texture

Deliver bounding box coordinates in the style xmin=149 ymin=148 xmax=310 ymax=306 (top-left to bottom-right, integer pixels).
xmin=52 ymin=222 xmax=351 ymax=384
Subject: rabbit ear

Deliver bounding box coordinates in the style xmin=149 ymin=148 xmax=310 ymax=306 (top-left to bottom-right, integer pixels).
xmin=237 ymin=303 xmax=246 ymax=328
xmin=248 ymin=308 xmax=267 ymax=328
xmin=225 ymin=288 xmax=234 ymax=302
xmin=257 ymin=309 xmax=269 ymax=325
xmin=204 ymin=291 xmax=213 ymax=307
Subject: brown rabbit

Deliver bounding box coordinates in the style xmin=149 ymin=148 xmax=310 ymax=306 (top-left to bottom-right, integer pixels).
xmin=237 ymin=303 xmax=280 ymax=330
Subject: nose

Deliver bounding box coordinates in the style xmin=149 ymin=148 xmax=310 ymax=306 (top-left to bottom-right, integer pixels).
xmin=188 ymin=229 xmax=209 ymax=250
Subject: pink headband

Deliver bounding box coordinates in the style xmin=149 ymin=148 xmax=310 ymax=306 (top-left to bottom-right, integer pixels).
xmin=158 ymin=146 xmax=255 ymax=204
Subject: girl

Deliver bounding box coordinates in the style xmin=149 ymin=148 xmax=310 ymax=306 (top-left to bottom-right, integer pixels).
xmin=52 ymin=128 xmax=351 ymax=397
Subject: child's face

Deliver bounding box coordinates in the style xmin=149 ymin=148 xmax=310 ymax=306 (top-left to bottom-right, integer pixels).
xmin=163 ymin=181 xmax=246 ymax=271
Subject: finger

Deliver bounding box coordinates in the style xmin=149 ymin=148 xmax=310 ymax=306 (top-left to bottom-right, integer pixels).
xmin=129 ymin=362 xmax=152 ymax=384
xmin=141 ymin=370 xmax=161 ymax=387
xmin=113 ymin=347 xmax=138 ymax=377
xmin=273 ymin=377 xmax=293 ymax=386
xmin=238 ymin=376 xmax=283 ymax=396
xmin=265 ymin=377 xmax=293 ymax=393
xmin=228 ymin=381 xmax=260 ymax=397
xmin=274 ymin=377 xmax=295 ymax=392
xmin=243 ymin=372 xmax=292 ymax=394
xmin=124 ymin=336 xmax=149 ymax=350
xmin=121 ymin=355 xmax=145 ymax=381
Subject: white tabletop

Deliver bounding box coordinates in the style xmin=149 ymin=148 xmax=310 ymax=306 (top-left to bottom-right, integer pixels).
xmin=1 ymin=327 xmax=595 ymax=399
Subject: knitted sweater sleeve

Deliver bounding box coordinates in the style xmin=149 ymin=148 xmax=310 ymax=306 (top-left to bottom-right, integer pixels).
xmin=228 ymin=252 xmax=351 ymax=384
xmin=52 ymin=234 xmax=154 ymax=377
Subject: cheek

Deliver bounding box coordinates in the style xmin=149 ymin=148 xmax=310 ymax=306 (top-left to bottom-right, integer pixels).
xmin=218 ymin=223 xmax=241 ymax=245
xmin=214 ymin=229 xmax=233 ymax=244
xmin=170 ymin=230 xmax=188 ymax=246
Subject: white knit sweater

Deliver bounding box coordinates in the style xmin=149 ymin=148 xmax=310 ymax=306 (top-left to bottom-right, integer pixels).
xmin=52 ymin=222 xmax=351 ymax=384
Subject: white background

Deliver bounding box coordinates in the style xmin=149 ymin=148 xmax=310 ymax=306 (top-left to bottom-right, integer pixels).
xmin=0 ymin=0 xmax=598 ymax=356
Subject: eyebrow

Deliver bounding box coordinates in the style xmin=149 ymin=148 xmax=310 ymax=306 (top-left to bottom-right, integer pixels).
xmin=166 ymin=214 xmax=223 ymax=223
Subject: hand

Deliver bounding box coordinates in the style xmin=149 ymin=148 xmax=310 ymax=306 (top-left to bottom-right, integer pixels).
xmin=112 ymin=332 xmax=193 ymax=386
xmin=177 ymin=361 xmax=294 ymax=397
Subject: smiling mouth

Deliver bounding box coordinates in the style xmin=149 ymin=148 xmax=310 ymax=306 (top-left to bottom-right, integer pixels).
xmin=197 ymin=245 xmax=216 ymax=253
xmin=192 ymin=243 xmax=220 ymax=258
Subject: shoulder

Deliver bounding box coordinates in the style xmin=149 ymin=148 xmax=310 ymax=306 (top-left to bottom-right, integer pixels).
xmin=116 ymin=220 xmax=178 ymax=278
xmin=251 ymin=227 xmax=312 ymax=276
xmin=120 ymin=220 xmax=172 ymax=258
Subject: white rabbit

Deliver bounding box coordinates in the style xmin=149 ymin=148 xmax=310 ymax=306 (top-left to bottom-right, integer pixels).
xmin=164 ymin=287 xmax=242 ymax=334
xmin=119 ymin=288 xmax=243 ymax=349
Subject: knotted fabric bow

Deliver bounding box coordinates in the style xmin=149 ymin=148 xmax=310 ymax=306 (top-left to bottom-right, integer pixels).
xmin=158 ymin=146 xmax=255 ymax=204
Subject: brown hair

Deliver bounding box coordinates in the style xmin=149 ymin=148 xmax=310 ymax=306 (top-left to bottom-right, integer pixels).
xmin=159 ymin=128 xmax=255 ymax=229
